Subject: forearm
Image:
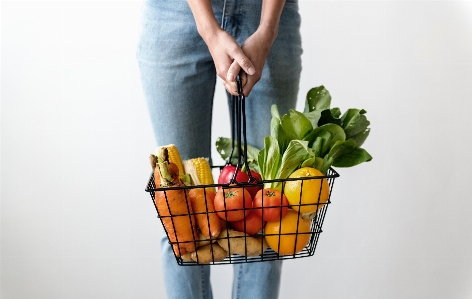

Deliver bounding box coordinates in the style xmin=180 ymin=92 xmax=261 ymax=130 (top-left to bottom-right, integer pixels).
xmin=186 ymin=0 xmax=221 ymax=42
xmin=258 ymin=0 xmax=286 ymax=43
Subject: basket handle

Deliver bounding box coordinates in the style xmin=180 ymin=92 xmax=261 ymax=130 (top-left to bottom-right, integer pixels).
xmin=226 ymin=76 xmax=257 ymax=184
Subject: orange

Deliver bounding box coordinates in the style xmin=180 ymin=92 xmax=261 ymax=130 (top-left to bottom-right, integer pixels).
xmin=264 ymin=210 xmax=311 ymax=255
xmin=283 ymin=167 xmax=330 ymax=216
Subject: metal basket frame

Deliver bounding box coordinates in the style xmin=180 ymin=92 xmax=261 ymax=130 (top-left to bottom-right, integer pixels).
xmin=145 ymin=167 xmax=339 ymax=266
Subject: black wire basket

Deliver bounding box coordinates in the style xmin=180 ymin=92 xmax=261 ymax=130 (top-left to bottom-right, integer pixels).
xmin=145 ymin=168 xmax=338 ymax=266
xmin=145 ymin=76 xmax=339 ymax=266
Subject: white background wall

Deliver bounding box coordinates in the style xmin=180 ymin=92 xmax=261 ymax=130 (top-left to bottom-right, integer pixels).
xmin=2 ymin=1 xmax=472 ymax=298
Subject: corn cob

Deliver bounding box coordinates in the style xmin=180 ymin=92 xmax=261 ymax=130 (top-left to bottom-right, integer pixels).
xmin=183 ymin=157 xmax=215 ymax=191
xmin=155 ymin=144 xmax=185 ymax=177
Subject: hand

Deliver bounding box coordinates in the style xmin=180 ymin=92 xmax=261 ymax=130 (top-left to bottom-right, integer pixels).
xmin=226 ymin=26 xmax=277 ymax=97
xmin=186 ymin=0 xmax=283 ymax=97
xmin=203 ymin=29 xmax=256 ymax=96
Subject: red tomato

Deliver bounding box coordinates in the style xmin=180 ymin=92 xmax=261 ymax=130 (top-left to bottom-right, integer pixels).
xmin=246 ymin=170 xmax=263 ymax=199
xmin=230 ymin=211 xmax=265 ymax=235
xmin=217 ymin=165 xmax=262 ymax=198
xmin=249 ymin=169 xmax=262 ymax=181
xmin=253 ymin=188 xmax=289 ymax=222
xmin=214 ymin=187 xmax=252 ymax=221
xmin=218 ymin=165 xmax=249 ymax=185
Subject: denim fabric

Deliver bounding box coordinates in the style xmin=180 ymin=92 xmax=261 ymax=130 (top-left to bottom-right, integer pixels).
xmin=137 ymin=0 xmax=302 ymax=298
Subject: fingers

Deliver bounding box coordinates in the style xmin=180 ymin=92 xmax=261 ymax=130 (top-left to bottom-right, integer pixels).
xmin=225 ymin=60 xmax=249 ymax=96
xmin=224 ymin=60 xmax=260 ymax=97
xmin=216 ymin=39 xmax=256 ymax=96
xmin=226 ymin=60 xmax=241 ymax=84
xmin=242 ymin=76 xmax=257 ymax=97
xmin=224 ymin=67 xmax=248 ymax=96
xmin=239 ymin=72 xmax=248 ymax=90
xmin=231 ymin=51 xmax=256 ymax=77
xmin=208 ymin=31 xmax=254 ymax=95
xmin=224 ymin=74 xmax=255 ymax=97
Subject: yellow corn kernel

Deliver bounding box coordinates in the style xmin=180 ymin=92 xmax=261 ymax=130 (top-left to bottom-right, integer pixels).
xmin=183 ymin=157 xmax=215 ymax=190
xmin=155 ymin=144 xmax=185 ymax=177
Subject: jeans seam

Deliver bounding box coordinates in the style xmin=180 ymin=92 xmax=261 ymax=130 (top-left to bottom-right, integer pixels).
xmin=201 ymin=266 xmax=207 ymax=299
xmin=207 ymin=76 xmax=216 ymax=164
xmin=236 ymin=0 xmax=244 ymax=39
xmin=235 ymin=265 xmax=243 ymax=299
xmin=221 ymin=0 xmax=227 ymax=28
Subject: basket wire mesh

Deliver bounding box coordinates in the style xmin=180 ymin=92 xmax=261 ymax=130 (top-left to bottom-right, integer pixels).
xmin=145 ymin=168 xmax=338 ymax=266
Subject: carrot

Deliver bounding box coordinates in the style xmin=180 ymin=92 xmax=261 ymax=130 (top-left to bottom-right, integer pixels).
xmin=188 ymin=188 xmax=221 ymax=239
xmin=152 ymin=149 xmax=198 ymax=257
xmin=155 ymin=188 xmax=198 ymax=257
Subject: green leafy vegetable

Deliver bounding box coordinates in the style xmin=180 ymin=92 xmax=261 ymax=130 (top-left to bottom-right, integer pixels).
xmin=257 ymin=136 xmax=281 ymax=182
xmin=303 ymin=124 xmax=346 ymax=156
xmin=332 ymin=147 xmax=372 ymax=167
xmin=349 ymin=128 xmax=370 ymax=147
xmin=270 ymin=116 xmax=288 ymax=153
xmin=304 ymin=86 xmax=331 ymax=112
xmin=215 ymin=85 xmax=373 ymax=180
xmin=271 ymin=140 xmax=313 ymax=189
xmin=281 ymin=110 xmax=313 ymax=141
xmin=341 ymin=109 xmax=370 ymax=139
xmin=215 ymin=137 xmax=260 ymax=172
xmin=256 ymin=85 xmax=373 ymax=177
xmin=319 ymin=108 xmax=342 ymax=126
xmin=303 ymin=110 xmax=322 ymax=129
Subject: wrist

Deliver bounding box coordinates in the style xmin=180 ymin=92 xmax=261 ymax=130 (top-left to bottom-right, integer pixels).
xmin=198 ymin=22 xmax=224 ymax=44
xmin=256 ymin=21 xmax=279 ymax=45
xmin=186 ymin=0 xmax=222 ymax=42
xmin=195 ymin=18 xmax=221 ymax=40
xmin=258 ymin=0 xmax=284 ymax=43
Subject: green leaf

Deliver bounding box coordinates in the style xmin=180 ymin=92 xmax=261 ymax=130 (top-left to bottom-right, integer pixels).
xmin=326 ymin=139 xmax=357 ymax=161
xmin=322 ymin=139 xmax=353 ymax=172
xmin=304 ymin=86 xmax=331 ymax=112
xmin=325 ymin=139 xmax=372 ymax=168
xmin=318 ymin=108 xmax=342 ymax=126
xmin=281 ymin=110 xmax=313 ymax=140
xmin=301 ymin=156 xmax=317 ymax=168
xmin=215 ymin=137 xmax=260 ymax=165
xmin=301 ymin=156 xmax=327 ymax=174
xmin=303 ymin=110 xmax=322 ymax=129
xmin=320 ymin=124 xmax=346 ymax=154
xmin=246 ymin=145 xmax=261 ymax=165
xmin=215 ymin=137 xmax=234 ymax=161
xmin=321 ymin=156 xmax=334 ymax=175
xmin=258 ymin=136 xmax=281 ymax=183
xmin=274 ymin=140 xmax=313 ymax=186
xmin=341 ymin=109 xmax=370 ymax=138
xmin=332 ymin=148 xmax=373 ymax=167
xmin=315 ymin=157 xmax=326 ymax=174
xmin=349 ymin=128 xmax=370 ymax=147
xmin=310 ymin=136 xmax=326 ymax=157
xmin=303 ymin=124 xmax=346 ymax=157
xmin=271 ymin=104 xmax=281 ymax=120
xmin=330 ymin=107 xmax=341 ymax=118
xmin=270 ymin=117 xmax=288 ymax=153
xmin=248 ymin=161 xmax=260 ymax=174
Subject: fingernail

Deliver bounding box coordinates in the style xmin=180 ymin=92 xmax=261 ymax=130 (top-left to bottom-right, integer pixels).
xmin=248 ymin=67 xmax=255 ymax=75
xmin=227 ymin=72 xmax=235 ymax=81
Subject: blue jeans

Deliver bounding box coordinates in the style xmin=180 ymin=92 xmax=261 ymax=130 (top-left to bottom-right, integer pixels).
xmin=137 ymin=0 xmax=302 ymax=298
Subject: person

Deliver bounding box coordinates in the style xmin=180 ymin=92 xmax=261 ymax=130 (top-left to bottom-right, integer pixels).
xmin=137 ymin=0 xmax=302 ymax=298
